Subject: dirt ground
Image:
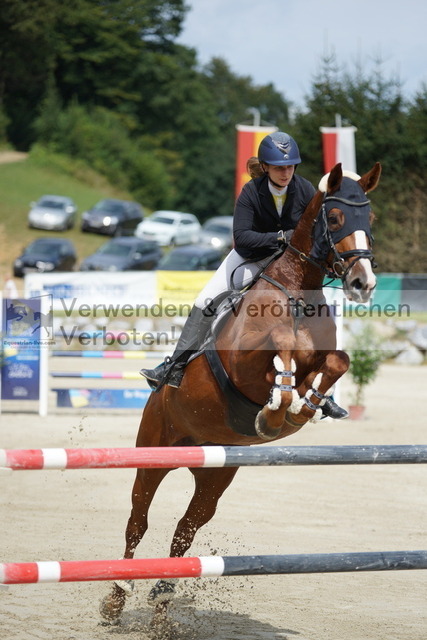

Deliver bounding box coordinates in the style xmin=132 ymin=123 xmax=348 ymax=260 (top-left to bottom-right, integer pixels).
xmin=0 ymin=151 xmax=28 ymax=164
xmin=1 ymin=363 xmax=426 ymax=640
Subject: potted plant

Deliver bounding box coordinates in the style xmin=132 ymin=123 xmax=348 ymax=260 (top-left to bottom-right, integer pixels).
xmin=347 ymin=324 xmax=384 ymax=420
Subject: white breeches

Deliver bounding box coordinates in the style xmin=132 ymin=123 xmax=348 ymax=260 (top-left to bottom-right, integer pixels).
xmin=194 ymin=249 xmax=271 ymax=309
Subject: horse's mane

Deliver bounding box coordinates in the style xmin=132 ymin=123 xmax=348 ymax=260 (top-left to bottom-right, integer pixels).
xmin=290 ymin=189 xmax=323 ymax=254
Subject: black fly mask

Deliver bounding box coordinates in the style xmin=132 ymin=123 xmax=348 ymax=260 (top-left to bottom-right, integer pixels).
xmin=310 ymin=176 xmax=374 ymax=279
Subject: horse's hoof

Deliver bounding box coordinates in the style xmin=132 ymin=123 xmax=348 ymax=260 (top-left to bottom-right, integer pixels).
xmin=147 ymin=578 xmax=178 ymax=606
xmin=99 ymin=586 xmax=127 ymax=623
xmin=254 ymin=411 xmax=282 ymax=441
xmin=149 ymin=603 xmax=174 ymax=639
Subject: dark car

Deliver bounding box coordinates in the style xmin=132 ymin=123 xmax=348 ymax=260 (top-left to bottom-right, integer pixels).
xmin=157 ymin=245 xmax=223 ymax=271
xmin=79 ymin=237 xmax=162 ymax=272
xmin=200 ymin=216 xmax=234 ymax=251
xmin=81 ymin=198 xmax=144 ymax=236
xmin=13 ymin=238 xmax=77 ymax=277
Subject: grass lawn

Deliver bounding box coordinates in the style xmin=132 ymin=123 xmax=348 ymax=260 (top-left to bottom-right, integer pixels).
xmin=0 ymin=153 xmax=134 ymax=278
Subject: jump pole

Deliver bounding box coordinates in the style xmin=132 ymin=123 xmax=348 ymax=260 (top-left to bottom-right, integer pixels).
xmin=50 ymin=372 xmax=141 ymax=379
xmin=51 ymin=351 xmax=161 ymax=358
xmin=1 ymin=445 xmax=427 ymax=471
xmin=2 ymin=551 xmax=427 ymax=585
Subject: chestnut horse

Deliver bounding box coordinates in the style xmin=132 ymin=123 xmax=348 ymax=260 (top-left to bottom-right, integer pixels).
xmin=100 ymin=162 xmax=381 ymax=622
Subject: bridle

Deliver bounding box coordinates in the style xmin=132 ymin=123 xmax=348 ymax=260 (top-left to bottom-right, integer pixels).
xmin=288 ymin=193 xmax=376 ymax=284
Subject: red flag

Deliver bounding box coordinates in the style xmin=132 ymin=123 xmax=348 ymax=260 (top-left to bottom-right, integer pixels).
xmin=320 ymin=126 xmax=357 ymax=174
xmin=235 ymin=124 xmax=277 ymax=197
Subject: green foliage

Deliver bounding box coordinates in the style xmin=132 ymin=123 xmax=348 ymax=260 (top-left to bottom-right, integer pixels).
xmin=0 ymin=106 xmax=10 ymax=144
xmin=34 ymin=102 xmax=174 ymax=209
xmin=348 ymin=325 xmax=384 ymax=405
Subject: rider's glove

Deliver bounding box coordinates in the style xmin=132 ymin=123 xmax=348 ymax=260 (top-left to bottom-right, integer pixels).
xmin=277 ymin=229 xmax=294 ymax=246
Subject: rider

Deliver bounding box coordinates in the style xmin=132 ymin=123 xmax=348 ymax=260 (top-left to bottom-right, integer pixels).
xmin=142 ymin=131 xmax=348 ymax=419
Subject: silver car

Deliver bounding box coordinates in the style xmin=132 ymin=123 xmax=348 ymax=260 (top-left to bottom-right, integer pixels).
xmin=28 ymin=195 xmax=77 ymax=231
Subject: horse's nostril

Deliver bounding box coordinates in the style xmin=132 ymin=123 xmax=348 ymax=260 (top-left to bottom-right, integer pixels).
xmin=351 ymin=278 xmax=363 ymax=291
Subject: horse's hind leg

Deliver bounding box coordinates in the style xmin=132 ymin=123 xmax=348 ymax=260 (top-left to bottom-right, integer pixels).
xmin=148 ymin=466 xmax=239 ymax=609
xmin=99 ymin=467 xmax=171 ymax=623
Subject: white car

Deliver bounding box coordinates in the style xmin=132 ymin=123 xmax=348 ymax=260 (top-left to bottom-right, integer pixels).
xmin=28 ymin=195 xmax=77 ymax=231
xmin=135 ymin=210 xmax=201 ymax=246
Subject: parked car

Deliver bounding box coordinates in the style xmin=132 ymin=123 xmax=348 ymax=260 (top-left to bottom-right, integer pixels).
xmin=81 ymin=198 xmax=144 ymax=236
xmin=135 ymin=210 xmax=201 ymax=246
xmin=13 ymin=238 xmax=77 ymax=277
xmin=79 ymin=237 xmax=162 ymax=272
xmin=157 ymin=245 xmax=223 ymax=271
xmin=28 ymin=195 xmax=77 ymax=231
xmin=200 ymin=216 xmax=234 ymax=250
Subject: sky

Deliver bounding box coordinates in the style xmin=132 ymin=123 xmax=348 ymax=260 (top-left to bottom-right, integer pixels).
xmin=177 ymin=0 xmax=427 ymax=114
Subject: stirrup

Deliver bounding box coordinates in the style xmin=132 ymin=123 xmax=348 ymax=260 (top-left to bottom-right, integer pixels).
xmin=140 ymin=362 xmax=166 ymax=390
xmin=164 ymin=361 xmax=186 ymax=388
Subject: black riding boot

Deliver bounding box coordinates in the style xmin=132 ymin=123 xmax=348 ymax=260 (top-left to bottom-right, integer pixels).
xmin=141 ymin=306 xmax=213 ymax=390
xmin=321 ymin=397 xmax=349 ymax=419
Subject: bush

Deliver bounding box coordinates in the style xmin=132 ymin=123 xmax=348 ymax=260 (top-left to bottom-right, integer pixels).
xmin=33 ymin=102 xmax=174 ymax=209
xmin=348 ymin=324 xmax=385 ymax=405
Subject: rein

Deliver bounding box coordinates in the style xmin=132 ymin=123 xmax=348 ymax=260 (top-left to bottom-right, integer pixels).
xmin=258 ymin=273 xmax=307 ymax=334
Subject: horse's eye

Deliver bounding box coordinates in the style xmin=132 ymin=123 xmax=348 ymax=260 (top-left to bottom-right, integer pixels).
xmin=327 ymin=209 xmax=344 ymax=231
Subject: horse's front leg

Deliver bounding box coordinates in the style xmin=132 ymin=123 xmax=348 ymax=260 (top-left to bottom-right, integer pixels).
xmin=100 ymin=397 xmax=173 ymax=623
xmin=254 ymin=325 xmax=298 ymax=440
xmin=99 ymin=467 xmax=171 ymax=623
xmin=285 ymin=349 xmax=350 ymax=428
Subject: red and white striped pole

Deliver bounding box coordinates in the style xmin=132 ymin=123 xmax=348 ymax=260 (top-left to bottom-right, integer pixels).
xmin=0 ymin=557 xmax=222 ymax=584
xmin=0 ymin=446 xmax=225 ymax=470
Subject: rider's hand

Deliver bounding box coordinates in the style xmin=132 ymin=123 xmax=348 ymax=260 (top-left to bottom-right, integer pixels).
xmin=277 ymin=229 xmax=294 ymax=246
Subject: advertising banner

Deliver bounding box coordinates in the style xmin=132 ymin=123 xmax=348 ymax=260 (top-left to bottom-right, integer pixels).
xmin=25 ymin=272 xmax=157 ymax=311
xmin=155 ymin=271 xmax=214 ymax=310
xmin=53 ymin=388 xmax=151 ymax=409
xmin=1 ymin=297 xmax=49 ymax=413
xmin=235 ymin=124 xmax=277 ymax=197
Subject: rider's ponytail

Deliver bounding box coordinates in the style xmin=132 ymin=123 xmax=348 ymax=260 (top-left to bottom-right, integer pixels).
xmin=246 ymin=156 xmax=264 ymax=179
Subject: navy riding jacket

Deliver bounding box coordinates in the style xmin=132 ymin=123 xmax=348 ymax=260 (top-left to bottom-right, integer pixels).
xmin=233 ymin=173 xmax=316 ymax=260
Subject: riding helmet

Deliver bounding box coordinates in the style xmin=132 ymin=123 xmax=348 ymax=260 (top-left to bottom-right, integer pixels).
xmin=258 ymin=131 xmax=301 ymax=166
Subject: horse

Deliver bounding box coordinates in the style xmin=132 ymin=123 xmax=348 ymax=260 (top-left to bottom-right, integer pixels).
xmin=100 ymin=162 xmax=381 ymax=622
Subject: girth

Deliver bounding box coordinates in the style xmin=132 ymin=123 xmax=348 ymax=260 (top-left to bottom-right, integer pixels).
xmin=204 ymin=341 xmax=263 ymax=437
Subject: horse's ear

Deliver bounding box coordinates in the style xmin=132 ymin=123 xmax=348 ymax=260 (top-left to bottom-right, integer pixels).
xmin=358 ymin=162 xmax=382 ymax=193
xmin=326 ymin=163 xmax=343 ymax=194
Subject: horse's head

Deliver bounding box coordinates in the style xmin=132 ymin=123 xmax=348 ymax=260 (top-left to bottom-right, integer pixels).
xmin=312 ymin=162 xmax=381 ymax=303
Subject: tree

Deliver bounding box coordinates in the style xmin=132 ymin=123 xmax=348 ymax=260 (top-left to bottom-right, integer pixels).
xmin=1 ymin=0 xmax=188 ymax=147
xmin=0 ymin=0 xmax=60 ymax=147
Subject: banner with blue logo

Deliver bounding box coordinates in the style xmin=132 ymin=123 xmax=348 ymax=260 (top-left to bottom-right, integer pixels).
xmin=1 ymin=298 xmax=49 ymax=413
